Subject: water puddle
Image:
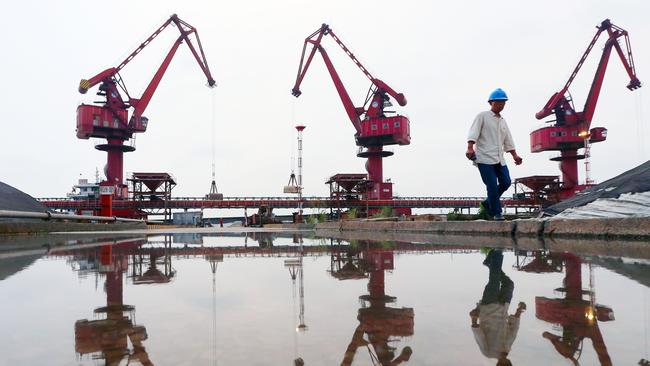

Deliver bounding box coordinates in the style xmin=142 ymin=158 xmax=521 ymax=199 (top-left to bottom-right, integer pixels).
xmin=0 ymin=232 xmax=649 ymax=365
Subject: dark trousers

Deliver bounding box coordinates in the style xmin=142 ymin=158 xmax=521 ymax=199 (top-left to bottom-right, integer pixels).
xmin=481 ymin=250 xmax=514 ymax=305
xmin=477 ymin=163 xmax=511 ymax=216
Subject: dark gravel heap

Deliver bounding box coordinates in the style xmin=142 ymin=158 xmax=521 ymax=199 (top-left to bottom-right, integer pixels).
xmin=0 ymin=181 xmax=48 ymax=213
xmin=0 ymin=255 xmax=42 ymax=281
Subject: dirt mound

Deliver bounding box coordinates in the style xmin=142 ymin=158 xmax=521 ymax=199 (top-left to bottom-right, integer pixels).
xmin=0 ymin=181 xmax=48 ymax=212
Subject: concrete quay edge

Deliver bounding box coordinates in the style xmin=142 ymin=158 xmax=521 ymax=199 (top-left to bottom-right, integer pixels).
xmin=315 ymin=217 xmax=650 ymax=240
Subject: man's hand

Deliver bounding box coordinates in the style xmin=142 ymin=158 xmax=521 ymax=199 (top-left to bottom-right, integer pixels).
xmin=466 ymin=147 xmax=476 ymax=160
xmin=466 ymin=142 xmax=476 ymax=161
xmin=508 ymin=150 xmax=523 ymax=165
xmin=470 ymin=307 xmax=479 ymax=327
xmin=515 ymin=301 xmax=526 ymax=317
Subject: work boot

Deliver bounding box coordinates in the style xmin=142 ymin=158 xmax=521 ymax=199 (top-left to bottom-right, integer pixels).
xmin=479 ymin=201 xmax=491 ymax=214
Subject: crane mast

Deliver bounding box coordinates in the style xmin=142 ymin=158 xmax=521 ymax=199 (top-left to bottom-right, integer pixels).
xmin=292 ymin=24 xmax=410 ymax=202
xmin=528 ymin=19 xmax=641 ymax=199
xmin=77 ymin=14 xmax=216 ymax=198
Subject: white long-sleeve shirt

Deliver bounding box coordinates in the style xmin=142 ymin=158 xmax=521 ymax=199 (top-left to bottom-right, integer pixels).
xmin=467 ymin=111 xmax=516 ymax=165
xmin=472 ymin=302 xmax=520 ymax=359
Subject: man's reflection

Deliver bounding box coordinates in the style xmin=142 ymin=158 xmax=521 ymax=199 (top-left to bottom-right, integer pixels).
xmin=470 ymin=249 xmax=526 ymax=366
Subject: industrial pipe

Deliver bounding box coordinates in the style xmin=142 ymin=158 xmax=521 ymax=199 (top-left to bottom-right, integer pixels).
xmin=0 ymin=210 xmax=146 ymax=223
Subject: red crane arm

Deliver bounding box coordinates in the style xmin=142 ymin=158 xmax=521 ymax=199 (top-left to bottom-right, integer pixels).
xmin=291 ymin=24 xmax=329 ymax=97
xmin=79 ymin=14 xmax=216 ymax=119
xmin=292 ymin=24 xmax=361 ymax=133
xmin=129 ymin=15 xmax=216 ymax=126
xmin=318 ymin=27 xmax=407 ymax=106
xmin=291 ymin=24 xmax=407 ymax=134
xmin=535 ymin=19 xmax=641 ymax=121
xmin=582 ymin=23 xmax=640 ymax=124
xmin=79 ymin=15 xmax=178 ymax=94
xmin=128 ymin=37 xmax=184 ymax=126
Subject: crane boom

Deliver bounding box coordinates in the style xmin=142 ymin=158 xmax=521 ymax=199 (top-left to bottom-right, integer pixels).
xmin=79 ymin=14 xmax=215 ymax=132
xmin=292 ymin=24 xmax=361 ymax=133
xmin=321 ymin=27 xmax=407 ymax=107
xmin=315 ymin=42 xmax=362 ymax=133
xmin=291 ymin=24 xmax=407 ymax=135
xmin=80 ymin=15 xmax=215 ymax=94
xmin=535 ymin=19 xmax=641 ymax=124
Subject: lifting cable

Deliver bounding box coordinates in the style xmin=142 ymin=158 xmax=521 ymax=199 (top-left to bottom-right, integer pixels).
xmin=211 ymin=260 xmax=218 ymax=366
xmin=291 ymin=99 xmax=297 ymax=173
xmin=211 ymin=90 xmax=217 ymax=183
xmin=291 ymin=266 xmax=298 ymax=361
xmin=643 ymin=288 xmax=650 ymax=360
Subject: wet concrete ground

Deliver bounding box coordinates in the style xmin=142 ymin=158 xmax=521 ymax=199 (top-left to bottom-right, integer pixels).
xmin=0 ymin=232 xmax=648 ymax=365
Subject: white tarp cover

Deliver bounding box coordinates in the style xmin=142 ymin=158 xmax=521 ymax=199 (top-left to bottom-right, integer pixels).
xmin=545 ymin=160 xmax=650 ymax=217
xmin=553 ymin=191 xmax=650 ymax=219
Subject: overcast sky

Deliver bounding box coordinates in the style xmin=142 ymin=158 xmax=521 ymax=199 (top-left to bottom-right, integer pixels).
xmin=1 ymin=0 xmax=649 ymax=201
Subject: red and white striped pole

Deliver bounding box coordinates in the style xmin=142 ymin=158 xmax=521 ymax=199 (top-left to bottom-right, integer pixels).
xmin=296 ymin=125 xmax=306 ymax=221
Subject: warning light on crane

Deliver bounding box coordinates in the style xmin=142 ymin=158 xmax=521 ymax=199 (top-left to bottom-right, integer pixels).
xmin=77 ymin=14 xmax=216 ymax=199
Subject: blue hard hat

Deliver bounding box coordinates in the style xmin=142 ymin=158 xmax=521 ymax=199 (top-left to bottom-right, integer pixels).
xmin=488 ymin=88 xmax=508 ymax=102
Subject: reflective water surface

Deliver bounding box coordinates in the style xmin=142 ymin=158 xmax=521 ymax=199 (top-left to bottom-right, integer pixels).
xmin=1 ymin=232 xmax=649 ymax=365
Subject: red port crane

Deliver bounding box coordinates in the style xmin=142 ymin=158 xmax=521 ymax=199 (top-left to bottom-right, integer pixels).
xmin=77 ymin=14 xmax=216 ymax=198
xmin=529 ymin=19 xmax=641 ymax=199
xmin=291 ymin=24 xmax=410 ymax=201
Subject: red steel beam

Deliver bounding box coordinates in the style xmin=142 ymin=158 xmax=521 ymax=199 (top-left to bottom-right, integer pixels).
xmin=38 ymin=197 xmax=536 ymax=211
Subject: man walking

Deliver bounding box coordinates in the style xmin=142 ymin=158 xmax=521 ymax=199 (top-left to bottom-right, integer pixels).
xmin=466 ymin=88 xmax=522 ymax=220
